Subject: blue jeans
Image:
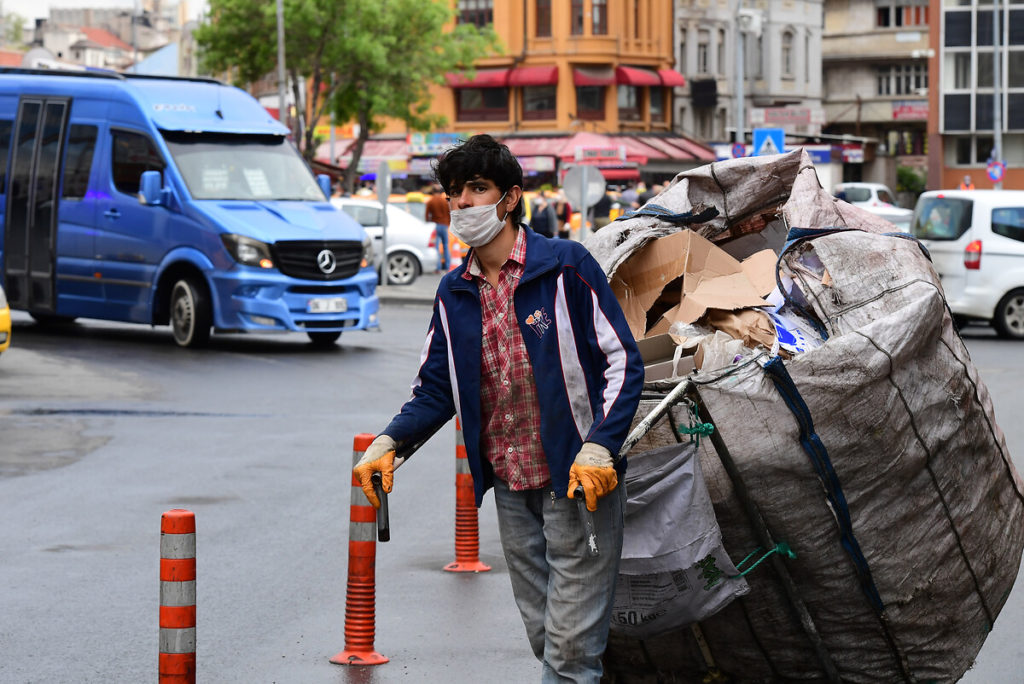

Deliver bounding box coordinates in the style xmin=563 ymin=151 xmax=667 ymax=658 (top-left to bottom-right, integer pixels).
xmin=435 ymin=223 xmax=449 ymax=271
xmin=492 ymin=479 xmax=625 ymax=683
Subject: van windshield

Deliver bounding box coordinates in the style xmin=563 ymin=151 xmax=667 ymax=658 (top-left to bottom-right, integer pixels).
xmin=162 ymin=132 xmax=325 ymax=201
xmin=913 ymin=197 xmax=973 ymax=241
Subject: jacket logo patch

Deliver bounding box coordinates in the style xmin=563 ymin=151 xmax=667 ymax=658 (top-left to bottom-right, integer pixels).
xmin=525 ymin=308 xmax=551 ymax=338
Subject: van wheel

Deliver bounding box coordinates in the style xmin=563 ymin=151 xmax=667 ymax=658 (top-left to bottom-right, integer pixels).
xmin=170 ymin=277 xmax=212 ymax=348
xmin=308 ymin=331 xmax=341 ymax=346
xmin=993 ymin=289 xmax=1024 ymax=339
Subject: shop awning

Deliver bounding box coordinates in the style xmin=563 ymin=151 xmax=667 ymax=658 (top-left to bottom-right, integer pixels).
xmin=597 ymin=167 xmax=641 ymax=181
xmin=573 ymin=66 xmax=615 ymax=86
xmin=657 ymin=68 xmax=686 ymax=87
xmin=501 ymin=136 xmax=566 ymax=157
xmin=445 ymin=68 xmax=510 ymax=88
xmin=508 ymin=65 xmax=558 ymax=87
xmin=615 ymin=66 xmax=661 ymax=87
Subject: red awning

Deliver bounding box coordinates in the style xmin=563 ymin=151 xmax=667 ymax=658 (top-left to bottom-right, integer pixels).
xmin=508 ymin=65 xmax=559 ymax=87
xmin=445 ymin=68 xmax=510 ymax=88
xmin=615 ymin=66 xmax=661 ymax=87
xmin=657 ymin=68 xmax=686 ymax=87
xmin=597 ymin=167 xmax=641 ymax=181
xmin=501 ymin=136 xmax=566 ymax=157
xmin=573 ymin=66 xmax=615 ymax=86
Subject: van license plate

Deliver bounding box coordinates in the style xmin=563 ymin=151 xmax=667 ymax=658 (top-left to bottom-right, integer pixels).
xmin=308 ymin=298 xmax=348 ymax=313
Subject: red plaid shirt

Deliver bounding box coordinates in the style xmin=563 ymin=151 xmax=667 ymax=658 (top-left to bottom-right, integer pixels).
xmin=462 ymin=227 xmax=550 ymax=490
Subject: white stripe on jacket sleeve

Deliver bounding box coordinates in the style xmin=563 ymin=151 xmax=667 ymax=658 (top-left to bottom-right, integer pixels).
xmin=554 ymin=274 xmax=593 ymax=440
xmin=436 ymin=299 xmax=463 ymax=423
xmin=589 ymin=289 xmax=628 ymax=430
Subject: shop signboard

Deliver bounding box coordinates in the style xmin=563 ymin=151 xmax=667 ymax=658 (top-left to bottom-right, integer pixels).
xmin=407 ymin=132 xmax=464 ymax=155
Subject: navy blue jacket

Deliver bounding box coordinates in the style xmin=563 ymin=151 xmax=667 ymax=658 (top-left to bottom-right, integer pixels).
xmin=383 ymin=227 xmax=644 ymax=506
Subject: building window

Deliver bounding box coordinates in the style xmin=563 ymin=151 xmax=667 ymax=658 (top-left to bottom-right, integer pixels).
xmin=782 ymin=30 xmax=794 ymax=78
xmin=696 ymin=108 xmax=712 ymax=139
xmin=576 ymin=86 xmax=605 ymax=120
xmin=877 ymin=3 xmax=928 ymax=28
xmin=592 ymin=0 xmax=607 ymax=35
xmin=536 ymin=0 xmax=551 ymax=37
xmin=571 ymin=0 xmax=584 ymax=35
xmin=650 ymin=87 xmax=665 ymax=121
xmin=697 ymin=30 xmax=710 ymax=75
xmin=954 ymin=53 xmax=971 ymax=89
xmin=754 ymin=36 xmax=763 ymax=78
xmin=805 ymin=33 xmax=811 ymax=82
xmin=718 ymin=29 xmax=726 ymax=76
xmin=978 ymin=52 xmax=993 ymax=88
xmin=617 ymin=85 xmax=641 ymax=121
xmin=876 ymin=64 xmax=928 ymax=96
xmin=1010 ymin=50 xmax=1024 ymax=88
xmin=523 ymin=85 xmax=556 ymax=120
xmin=457 ymin=0 xmax=493 ymax=27
xmin=679 ymin=36 xmax=687 ymax=74
xmin=456 ymin=87 xmax=509 ymax=121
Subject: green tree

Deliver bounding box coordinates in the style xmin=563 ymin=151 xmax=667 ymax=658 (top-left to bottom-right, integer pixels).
xmin=195 ymin=0 xmax=499 ymax=192
xmin=3 ymin=13 xmax=26 ymax=45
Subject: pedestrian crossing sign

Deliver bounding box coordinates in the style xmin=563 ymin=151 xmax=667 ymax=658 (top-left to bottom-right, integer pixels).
xmin=753 ymin=128 xmax=785 ymax=156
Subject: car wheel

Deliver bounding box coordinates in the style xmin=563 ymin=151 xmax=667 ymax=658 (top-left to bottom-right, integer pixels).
xmin=993 ymin=289 xmax=1024 ymax=339
xmin=170 ymin=277 xmax=212 ymax=348
xmin=384 ymin=251 xmax=420 ymax=286
xmin=308 ymin=331 xmax=342 ymax=346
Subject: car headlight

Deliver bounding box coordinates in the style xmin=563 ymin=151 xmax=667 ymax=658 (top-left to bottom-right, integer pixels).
xmin=221 ymin=234 xmax=274 ymax=268
xmin=0 ymin=287 xmax=7 ymax=309
xmin=362 ymin=234 xmax=373 ymax=268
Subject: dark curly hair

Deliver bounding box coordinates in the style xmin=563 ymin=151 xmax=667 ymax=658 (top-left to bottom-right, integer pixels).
xmin=433 ymin=134 xmax=524 ymax=225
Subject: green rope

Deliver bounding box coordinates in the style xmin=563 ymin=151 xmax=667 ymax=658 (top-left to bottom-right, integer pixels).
xmin=676 ymin=402 xmax=715 ymax=447
xmin=695 ymin=543 xmax=797 ymax=590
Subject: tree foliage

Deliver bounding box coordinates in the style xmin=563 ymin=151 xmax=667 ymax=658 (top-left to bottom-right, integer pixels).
xmin=195 ymin=0 xmax=499 ymax=191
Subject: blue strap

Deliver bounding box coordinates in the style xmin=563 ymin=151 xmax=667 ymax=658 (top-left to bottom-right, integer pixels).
xmin=762 ymin=356 xmax=886 ymax=615
xmin=614 ymin=203 xmax=720 ymax=225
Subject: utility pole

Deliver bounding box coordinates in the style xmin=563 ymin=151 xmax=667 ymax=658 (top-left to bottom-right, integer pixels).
xmin=275 ymin=0 xmax=287 ymax=128
xmin=993 ymin=0 xmax=1003 ymax=189
xmin=735 ymin=0 xmax=745 ymax=147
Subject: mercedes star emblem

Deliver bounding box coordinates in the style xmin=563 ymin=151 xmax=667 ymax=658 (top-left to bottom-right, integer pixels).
xmin=317 ymin=249 xmax=337 ymax=274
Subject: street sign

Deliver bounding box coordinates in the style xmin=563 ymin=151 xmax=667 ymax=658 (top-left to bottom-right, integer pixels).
xmin=987 ymin=160 xmax=1006 ymax=183
xmin=562 ymin=165 xmax=606 ymax=210
xmin=752 ymin=128 xmax=785 ymax=156
xmin=731 ymin=142 xmax=746 ymax=158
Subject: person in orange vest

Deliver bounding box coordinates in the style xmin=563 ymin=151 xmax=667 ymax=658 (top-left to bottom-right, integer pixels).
xmin=960 ymin=175 xmax=975 ymax=190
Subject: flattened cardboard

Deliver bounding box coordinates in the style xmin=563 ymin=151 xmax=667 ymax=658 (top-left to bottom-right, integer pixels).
xmin=611 ymin=229 xmax=777 ymax=340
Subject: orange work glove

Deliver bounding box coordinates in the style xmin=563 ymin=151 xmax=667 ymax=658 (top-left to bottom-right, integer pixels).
xmin=353 ymin=434 xmax=396 ymax=509
xmin=567 ymin=442 xmax=617 ymax=512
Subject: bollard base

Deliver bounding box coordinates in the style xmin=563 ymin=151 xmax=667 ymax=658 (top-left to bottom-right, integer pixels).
xmin=443 ymin=560 xmax=492 ymax=573
xmin=330 ymin=650 xmax=389 ymax=666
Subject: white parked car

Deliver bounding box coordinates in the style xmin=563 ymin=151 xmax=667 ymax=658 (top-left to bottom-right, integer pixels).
xmin=331 ymin=197 xmax=440 ymax=285
xmin=912 ymin=189 xmax=1024 ymax=338
xmin=834 ymin=182 xmax=901 ymax=210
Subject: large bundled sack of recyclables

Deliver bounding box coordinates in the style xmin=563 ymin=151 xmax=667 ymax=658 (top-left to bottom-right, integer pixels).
xmin=586 ymin=149 xmax=1024 ymax=683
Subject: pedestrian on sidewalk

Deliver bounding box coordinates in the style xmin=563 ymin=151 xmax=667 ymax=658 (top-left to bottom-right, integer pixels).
xmin=425 ymin=184 xmax=451 ymax=272
xmin=353 ymin=134 xmax=644 ymax=683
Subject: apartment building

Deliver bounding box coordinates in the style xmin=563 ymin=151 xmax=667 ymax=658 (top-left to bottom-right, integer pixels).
xmin=675 ymin=0 xmax=824 ymax=147
xmin=821 ymin=0 xmax=931 ymax=189
xmin=928 ymin=0 xmax=1023 ymax=189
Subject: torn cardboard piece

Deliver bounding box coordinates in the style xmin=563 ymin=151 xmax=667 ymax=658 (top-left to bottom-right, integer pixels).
xmin=705 ymin=309 xmax=780 ymax=356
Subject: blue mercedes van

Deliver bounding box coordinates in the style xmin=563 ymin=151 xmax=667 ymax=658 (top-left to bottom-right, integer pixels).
xmin=0 ymin=68 xmax=378 ymax=347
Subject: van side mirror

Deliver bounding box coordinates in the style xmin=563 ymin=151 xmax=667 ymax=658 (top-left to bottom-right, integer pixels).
xmin=139 ymin=170 xmax=169 ymax=206
xmin=317 ymin=173 xmax=332 ymax=199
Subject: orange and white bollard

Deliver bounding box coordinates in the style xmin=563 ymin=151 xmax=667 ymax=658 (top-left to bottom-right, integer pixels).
xmin=159 ymin=509 xmax=196 ymax=684
xmin=444 ymin=419 xmax=491 ymax=573
xmin=330 ymin=433 xmax=389 ymax=666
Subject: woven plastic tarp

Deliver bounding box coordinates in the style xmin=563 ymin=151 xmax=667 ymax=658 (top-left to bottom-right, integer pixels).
xmin=590 ymin=150 xmax=1024 ymax=683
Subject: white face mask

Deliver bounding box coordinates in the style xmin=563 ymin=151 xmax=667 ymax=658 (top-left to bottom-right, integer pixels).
xmin=449 ymin=191 xmax=509 ymax=248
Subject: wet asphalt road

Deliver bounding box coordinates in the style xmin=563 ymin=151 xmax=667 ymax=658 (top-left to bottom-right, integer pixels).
xmin=1 ymin=283 xmax=1023 ymax=682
